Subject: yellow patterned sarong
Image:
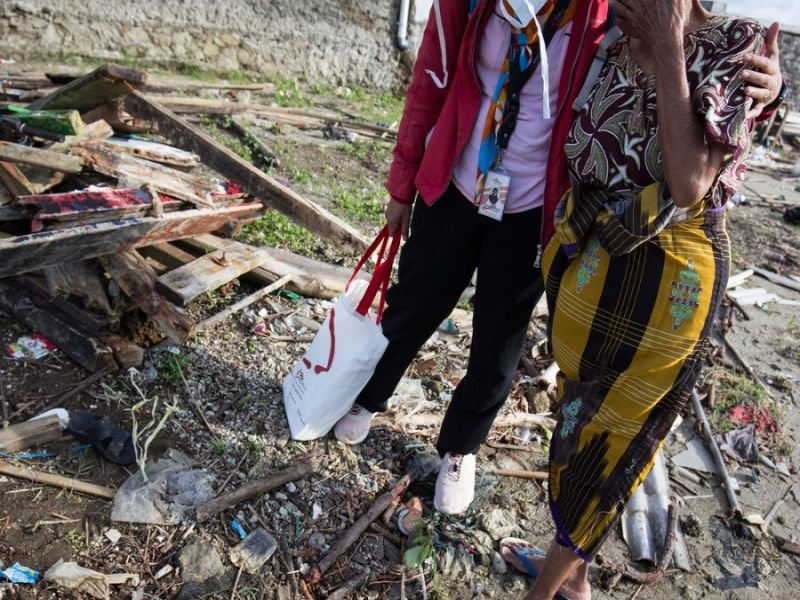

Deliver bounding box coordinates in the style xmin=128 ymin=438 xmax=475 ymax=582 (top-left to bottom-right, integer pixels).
xmin=542 ymin=190 xmax=729 ymax=560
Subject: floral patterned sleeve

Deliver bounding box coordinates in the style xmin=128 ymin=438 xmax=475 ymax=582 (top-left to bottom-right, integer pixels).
xmin=692 ymin=18 xmax=765 ymax=151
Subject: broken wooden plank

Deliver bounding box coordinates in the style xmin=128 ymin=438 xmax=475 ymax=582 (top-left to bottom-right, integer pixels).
xmin=14 ymin=274 xmax=119 ymax=335
xmin=99 ymin=250 xmax=195 ymax=344
xmin=0 ymin=142 xmax=84 ymax=173
xmin=0 ymin=281 xmax=117 ymax=372
xmin=0 ymin=202 xmax=262 ymax=279
xmin=124 ymin=92 xmax=368 ymax=253
xmin=97 ymin=137 xmax=200 ymax=168
xmin=751 ymin=266 xmax=800 ymax=294
xmin=196 ymin=274 xmax=294 ymax=331
xmin=0 ymin=161 xmax=35 ymax=198
xmin=182 ymin=233 xmax=367 ymax=300
xmin=98 ymin=334 xmax=144 ymax=369
xmin=156 ymin=238 xmax=270 ymax=306
xmin=0 ymin=461 xmax=116 ymax=499
xmin=46 ymin=119 xmax=115 ymax=154
xmin=138 ymin=242 xmax=197 ymax=271
xmin=28 ymin=64 xmax=147 ymax=113
xmin=43 ymin=260 xmax=113 ymax=315
xmin=0 ymin=415 xmax=63 ymax=454
xmin=1 ymin=105 xmax=83 ymax=136
xmin=18 ymin=187 xmax=182 ymax=232
xmin=72 ymin=144 xmax=215 ymax=208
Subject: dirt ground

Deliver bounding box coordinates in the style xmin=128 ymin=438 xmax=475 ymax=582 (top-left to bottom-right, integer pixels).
xmin=1 ymin=70 xmax=799 ymax=600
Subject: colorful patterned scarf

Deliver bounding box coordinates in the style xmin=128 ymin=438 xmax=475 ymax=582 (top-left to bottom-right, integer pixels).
xmin=475 ymin=0 xmax=575 ymax=201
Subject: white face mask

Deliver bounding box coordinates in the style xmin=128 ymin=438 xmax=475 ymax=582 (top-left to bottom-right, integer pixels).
xmin=498 ymin=0 xmax=547 ymax=29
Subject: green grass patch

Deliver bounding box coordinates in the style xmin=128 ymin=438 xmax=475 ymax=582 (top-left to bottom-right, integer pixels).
xmin=702 ymin=367 xmax=767 ymax=433
xmin=332 ymin=182 xmax=385 ymax=227
xmin=236 ymin=209 xmax=319 ymax=256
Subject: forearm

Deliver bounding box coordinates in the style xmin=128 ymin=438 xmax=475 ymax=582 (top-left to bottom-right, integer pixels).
xmin=653 ymin=37 xmax=721 ymax=207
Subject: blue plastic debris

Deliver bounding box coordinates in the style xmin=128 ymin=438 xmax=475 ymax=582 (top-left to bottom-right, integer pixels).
xmin=0 ymin=562 xmax=40 ymax=584
xmin=231 ymin=520 xmax=248 ymax=540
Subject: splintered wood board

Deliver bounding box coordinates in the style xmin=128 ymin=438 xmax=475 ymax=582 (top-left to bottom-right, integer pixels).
xmin=156 ymin=239 xmax=269 ymax=305
xmin=28 ymin=63 xmax=147 ymax=113
xmin=0 ymin=142 xmax=85 ymax=173
xmin=0 ymin=202 xmax=263 ymax=278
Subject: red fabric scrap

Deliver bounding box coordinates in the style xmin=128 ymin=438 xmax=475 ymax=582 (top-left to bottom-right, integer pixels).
xmin=728 ymin=404 xmax=778 ymax=434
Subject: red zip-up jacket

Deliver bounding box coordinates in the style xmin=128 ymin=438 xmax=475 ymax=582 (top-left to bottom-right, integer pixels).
xmin=386 ymin=0 xmax=608 ymax=245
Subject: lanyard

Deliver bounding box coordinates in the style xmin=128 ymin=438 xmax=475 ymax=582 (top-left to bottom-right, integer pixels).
xmin=495 ymin=0 xmax=572 ymax=154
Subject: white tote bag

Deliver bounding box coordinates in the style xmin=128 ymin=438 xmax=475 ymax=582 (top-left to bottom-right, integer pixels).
xmin=283 ymin=228 xmax=400 ymax=440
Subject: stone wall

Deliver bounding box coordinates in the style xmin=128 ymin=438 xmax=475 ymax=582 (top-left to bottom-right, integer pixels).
xmin=778 ymin=28 xmax=799 ymax=111
xmin=0 ymin=0 xmax=428 ymax=91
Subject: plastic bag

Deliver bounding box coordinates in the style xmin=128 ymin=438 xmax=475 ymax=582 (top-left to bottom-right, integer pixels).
xmin=283 ymin=228 xmax=400 ymax=440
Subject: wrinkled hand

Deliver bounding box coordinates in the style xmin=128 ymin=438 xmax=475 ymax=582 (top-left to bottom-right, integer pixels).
xmin=385 ymin=198 xmax=411 ymax=240
xmin=610 ymin=0 xmax=688 ymax=47
xmin=742 ymin=22 xmax=782 ymax=119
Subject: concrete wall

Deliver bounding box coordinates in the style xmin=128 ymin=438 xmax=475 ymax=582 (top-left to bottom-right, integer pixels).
xmin=0 ymin=0 xmax=428 ymax=91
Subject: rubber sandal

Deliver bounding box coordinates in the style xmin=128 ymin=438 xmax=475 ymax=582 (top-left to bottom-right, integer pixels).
xmin=67 ymin=412 xmax=136 ymax=465
xmin=499 ymin=538 xmax=572 ymax=600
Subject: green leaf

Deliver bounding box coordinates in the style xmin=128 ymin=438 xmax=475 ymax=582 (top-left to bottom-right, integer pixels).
xmin=403 ymin=546 xmax=427 ymax=568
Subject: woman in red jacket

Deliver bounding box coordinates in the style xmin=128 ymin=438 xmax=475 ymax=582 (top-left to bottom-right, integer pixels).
xmin=334 ymin=0 xmax=784 ymax=520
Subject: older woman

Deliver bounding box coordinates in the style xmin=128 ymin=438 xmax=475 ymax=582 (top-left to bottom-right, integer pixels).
xmin=501 ymin=1 xmax=768 ymax=598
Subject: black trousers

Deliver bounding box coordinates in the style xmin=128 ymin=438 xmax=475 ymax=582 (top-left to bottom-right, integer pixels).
xmin=356 ymin=184 xmax=545 ymax=455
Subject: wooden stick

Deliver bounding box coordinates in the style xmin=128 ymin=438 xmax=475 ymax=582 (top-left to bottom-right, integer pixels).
xmin=690 ymin=390 xmax=742 ymax=519
xmin=751 ymin=266 xmax=800 ymax=294
xmin=761 ymin=483 xmax=797 ymax=533
xmin=491 ymin=468 xmax=548 ymax=481
xmin=0 ymin=461 xmax=116 ymax=499
xmin=308 ymin=474 xmax=412 ymax=584
xmin=196 ymin=460 xmax=316 ymax=522
xmin=195 ymin=274 xmax=293 ymax=331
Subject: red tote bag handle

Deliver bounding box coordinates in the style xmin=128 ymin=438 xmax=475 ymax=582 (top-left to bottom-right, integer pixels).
xmin=346 ymin=226 xmax=401 ymax=323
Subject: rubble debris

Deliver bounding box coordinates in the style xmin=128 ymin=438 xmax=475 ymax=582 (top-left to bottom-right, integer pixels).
xmin=230 ymin=527 xmax=278 ymax=574
xmin=123 ymin=91 xmax=369 ymax=253
xmin=751 ymin=266 xmax=800 ymax=294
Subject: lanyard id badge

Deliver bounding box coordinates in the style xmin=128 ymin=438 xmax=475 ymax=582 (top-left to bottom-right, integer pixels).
xmin=477 ymin=166 xmax=511 ymax=221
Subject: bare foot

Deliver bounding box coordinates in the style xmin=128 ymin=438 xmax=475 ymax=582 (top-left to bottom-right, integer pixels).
xmin=499 ymin=539 xmax=591 ymax=600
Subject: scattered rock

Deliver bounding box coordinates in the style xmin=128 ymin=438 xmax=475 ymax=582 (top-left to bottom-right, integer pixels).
xmin=491 ymin=551 xmax=508 ymax=575
xmin=481 ymin=508 xmax=518 ymax=541
xmin=179 ymin=542 xmax=225 ymax=583
xmin=681 ymin=514 xmax=703 ymax=537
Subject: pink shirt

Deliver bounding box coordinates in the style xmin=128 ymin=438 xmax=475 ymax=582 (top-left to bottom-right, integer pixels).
xmin=452 ymin=12 xmax=573 ymax=213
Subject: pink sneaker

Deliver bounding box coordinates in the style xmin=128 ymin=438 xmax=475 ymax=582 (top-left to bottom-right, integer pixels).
xmin=333 ymin=405 xmax=375 ymax=444
xmin=434 ymin=453 xmax=476 ymax=515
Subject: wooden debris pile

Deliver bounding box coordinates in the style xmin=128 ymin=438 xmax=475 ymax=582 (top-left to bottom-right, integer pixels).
xmin=0 ymin=63 xmax=373 ymax=374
